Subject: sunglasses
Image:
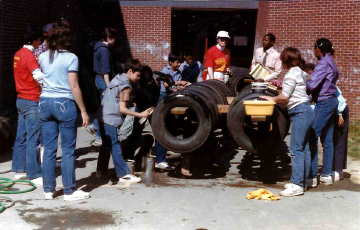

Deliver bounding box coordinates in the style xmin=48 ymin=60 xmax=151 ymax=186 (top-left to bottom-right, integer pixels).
xmin=219 ymin=37 xmax=230 ymax=42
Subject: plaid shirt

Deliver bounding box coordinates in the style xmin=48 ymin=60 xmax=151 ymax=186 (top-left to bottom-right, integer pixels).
xmin=34 ymin=41 xmax=48 ymax=58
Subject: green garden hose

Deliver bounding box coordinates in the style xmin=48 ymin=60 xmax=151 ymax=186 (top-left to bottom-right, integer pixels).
xmin=0 ymin=177 xmax=14 ymax=190
xmin=0 ymin=196 xmax=15 ymax=213
xmin=0 ymin=178 xmax=36 ymax=194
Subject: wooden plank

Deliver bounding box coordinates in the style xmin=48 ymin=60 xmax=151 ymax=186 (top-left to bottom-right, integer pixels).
xmin=217 ymin=105 xmax=230 ymax=113
xmin=227 ymin=97 xmax=235 ymax=104
xmin=171 ymin=107 xmax=189 ymax=115
xmin=251 ymin=116 xmax=266 ymax=122
xmin=244 ymin=79 xmax=255 ymax=83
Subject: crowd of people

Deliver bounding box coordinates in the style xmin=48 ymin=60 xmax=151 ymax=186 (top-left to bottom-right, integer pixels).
xmin=10 ymin=19 xmax=348 ymax=201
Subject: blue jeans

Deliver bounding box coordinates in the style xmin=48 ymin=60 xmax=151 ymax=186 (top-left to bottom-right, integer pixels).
xmin=39 ymin=97 xmax=78 ymax=194
xmin=12 ymin=98 xmax=42 ymax=180
xmin=97 ymin=123 xmax=130 ymax=177
xmin=154 ymin=91 xmax=168 ymax=163
xmin=309 ymin=97 xmax=338 ymax=178
xmin=288 ymin=102 xmax=315 ymax=188
xmin=93 ymin=75 xmax=108 ymax=140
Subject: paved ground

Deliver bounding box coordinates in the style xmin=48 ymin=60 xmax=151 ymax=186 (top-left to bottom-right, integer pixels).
xmin=0 ymin=125 xmax=359 ymax=230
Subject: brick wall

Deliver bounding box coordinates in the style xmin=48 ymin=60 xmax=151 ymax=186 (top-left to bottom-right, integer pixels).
xmin=0 ymin=0 xmax=82 ymax=117
xmin=120 ymin=6 xmax=172 ymax=71
xmin=255 ymin=0 xmax=360 ymax=120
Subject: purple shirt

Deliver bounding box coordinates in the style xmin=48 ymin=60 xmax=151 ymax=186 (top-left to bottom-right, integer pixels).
xmin=306 ymin=53 xmax=339 ymax=102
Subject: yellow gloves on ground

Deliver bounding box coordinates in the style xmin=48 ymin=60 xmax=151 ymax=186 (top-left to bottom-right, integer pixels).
xmin=247 ymin=188 xmax=280 ymax=201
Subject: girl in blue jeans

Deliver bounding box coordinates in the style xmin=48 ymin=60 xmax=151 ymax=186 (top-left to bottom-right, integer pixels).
xmin=38 ymin=20 xmax=90 ymax=201
xmin=306 ymin=38 xmax=339 ymax=187
xmin=261 ymin=47 xmax=314 ymax=196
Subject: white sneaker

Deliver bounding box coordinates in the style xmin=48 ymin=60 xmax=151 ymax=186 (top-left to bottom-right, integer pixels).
xmin=14 ymin=173 xmax=26 ymax=180
xmin=332 ymin=171 xmax=344 ymax=182
xmin=30 ymin=177 xmax=43 ymax=185
xmin=155 ymin=162 xmax=174 ymax=171
xmin=320 ymin=175 xmax=333 ymax=185
xmin=44 ymin=190 xmax=57 ymax=200
xmin=307 ymin=178 xmax=318 ymax=188
xmin=91 ymin=139 xmax=102 ymax=147
xmin=280 ymin=183 xmax=304 ymax=197
xmin=119 ymin=174 xmax=141 ymax=183
xmin=64 ymin=190 xmax=90 ymax=201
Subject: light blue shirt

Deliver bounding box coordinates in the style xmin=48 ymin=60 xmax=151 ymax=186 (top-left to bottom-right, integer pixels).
xmin=160 ymin=65 xmax=182 ymax=93
xmin=39 ymin=50 xmax=78 ymax=99
xmin=334 ymin=86 xmax=347 ymax=116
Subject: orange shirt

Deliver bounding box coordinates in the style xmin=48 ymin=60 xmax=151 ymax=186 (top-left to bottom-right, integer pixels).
xmin=14 ymin=47 xmax=41 ymax=101
xmin=205 ymin=45 xmax=230 ymax=72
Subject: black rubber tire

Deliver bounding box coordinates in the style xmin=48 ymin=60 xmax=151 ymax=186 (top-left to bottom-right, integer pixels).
xmin=151 ymin=92 xmax=213 ymax=153
xmin=228 ymin=66 xmax=250 ymax=77
xmin=227 ymin=93 xmax=290 ymax=154
xmin=205 ymin=79 xmax=235 ymax=97
xmin=236 ymin=84 xmax=279 ymax=101
xmin=195 ymin=82 xmax=228 ymax=105
xmin=228 ymin=73 xmax=255 ymax=95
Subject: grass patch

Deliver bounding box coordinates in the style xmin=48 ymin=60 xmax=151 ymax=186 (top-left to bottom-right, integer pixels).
xmin=348 ymin=121 xmax=360 ymax=160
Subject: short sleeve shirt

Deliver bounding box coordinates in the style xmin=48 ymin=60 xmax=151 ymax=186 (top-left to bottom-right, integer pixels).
xmin=13 ymin=47 xmax=41 ymax=101
xmin=160 ymin=65 xmax=182 ymax=93
xmin=205 ymin=45 xmax=230 ymax=72
xmin=38 ymin=50 xmax=79 ymax=99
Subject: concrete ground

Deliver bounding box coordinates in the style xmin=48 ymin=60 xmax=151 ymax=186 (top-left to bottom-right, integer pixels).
xmin=0 ymin=125 xmax=359 ymax=230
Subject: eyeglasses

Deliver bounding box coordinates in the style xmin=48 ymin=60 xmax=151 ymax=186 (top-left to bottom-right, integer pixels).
xmin=219 ymin=37 xmax=229 ymax=42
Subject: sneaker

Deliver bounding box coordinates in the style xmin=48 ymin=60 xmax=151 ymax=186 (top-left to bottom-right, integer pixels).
xmin=91 ymin=139 xmax=102 ymax=147
xmin=307 ymin=178 xmax=318 ymax=188
xmin=119 ymin=174 xmax=141 ymax=183
xmin=155 ymin=162 xmax=174 ymax=171
xmin=85 ymin=124 xmax=97 ymax=137
xmin=44 ymin=190 xmax=57 ymax=200
xmin=320 ymin=175 xmax=333 ymax=185
xmin=30 ymin=177 xmax=43 ymax=185
xmin=333 ymin=171 xmax=344 ymax=182
xmin=64 ymin=190 xmax=90 ymax=201
xmin=280 ymin=183 xmax=304 ymax=197
xmin=14 ymin=173 xmax=27 ymax=180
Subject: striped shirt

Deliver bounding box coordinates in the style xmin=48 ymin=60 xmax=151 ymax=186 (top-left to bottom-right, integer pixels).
xmin=282 ymin=66 xmax=309 ymax=110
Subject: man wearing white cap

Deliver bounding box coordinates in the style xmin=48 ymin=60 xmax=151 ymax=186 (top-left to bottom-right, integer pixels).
xmin=204 ymin=31 xmax=231 ymax=81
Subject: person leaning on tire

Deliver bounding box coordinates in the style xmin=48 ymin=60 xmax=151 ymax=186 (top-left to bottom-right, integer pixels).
xmin=260 ymin=47 xmax=315 ymax=197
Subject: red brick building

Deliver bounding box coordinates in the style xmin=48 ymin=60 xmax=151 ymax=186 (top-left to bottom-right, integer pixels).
xmin=1 ymin=0 xmax=360 ymax=119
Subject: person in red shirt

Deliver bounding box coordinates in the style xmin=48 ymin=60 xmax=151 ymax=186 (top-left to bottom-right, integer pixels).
xmin=204 ymin=31 xmax=231 ymax=82
xmin=12 ymin=25 xmax=44 ymax=185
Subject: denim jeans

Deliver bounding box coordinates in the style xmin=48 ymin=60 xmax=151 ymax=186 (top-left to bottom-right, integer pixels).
xmin=12 ymin=98 xmax=42 ymax=180
xmin=93 ymin=75 xmax=108 ymax=140
xmin=39 ymin=97 xmax=78 ymax=194
xmin=154 ymin=91 xmax=168 ymax=163
xmin=97 ymin=122 xmax=130 ymax=177
xmin=288 ymin=102 xmax=315 ymax=188
xmin=309 ymin=96 xmax=338 ymax=178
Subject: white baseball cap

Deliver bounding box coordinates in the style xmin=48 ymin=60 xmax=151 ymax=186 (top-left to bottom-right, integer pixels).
xmin=217 ymin=31 xmax=230 ymax=38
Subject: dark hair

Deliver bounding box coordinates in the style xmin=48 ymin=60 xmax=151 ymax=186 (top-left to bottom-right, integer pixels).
xmin=183 ymin=49 xmax=196 ymax=57
xmin=265 ymin=33 xmax=276 ymax=42
xmin=280 ymin=47 xmax=303 ymax=69
xmin=125 ymin=59 xmax=143 ymax=73
xmin=303 ymin=63 xmax=316 ymax=73
xmin=139 ymin=65 xmax=154 ymax=87
xmin=101 ymin=28 xmax=117 ymax=41
xmin=24 ymin=25 xmax=43 ymax=45
xmin=315 ymin=38 xmax=335 ymax=56
xmin=47 ymin=19 xmax=73 ymax=63
xmin=168 ymin=53 xmax=182 ymax=63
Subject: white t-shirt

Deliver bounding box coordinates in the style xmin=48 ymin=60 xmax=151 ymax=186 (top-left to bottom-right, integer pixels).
xmin=282 ymin=66 xmax=309 ymax=110
xmin=38 ymin=50 xmax=78 ymax=99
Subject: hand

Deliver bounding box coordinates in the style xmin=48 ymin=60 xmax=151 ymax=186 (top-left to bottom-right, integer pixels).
xmin=255 ymin=79 xmax=265 ymax=82
xmin=259 ymin=96 xmax=275 ymax=101
xmin=338 ymin=115 xmax=344 ymax=127
xmin=178 ymin=81 xmax=187 ymax=86
xmin=139 ymin=110 xmax=150 ymax=119
xmin=163 ymin=82 xmax=169 ymax=88
xmin=226 ymin=68 xmax=233 ymax=77
xmin=81 ymin=111 xmax=90 ymax=128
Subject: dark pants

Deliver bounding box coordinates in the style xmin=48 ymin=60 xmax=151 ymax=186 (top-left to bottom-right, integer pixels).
xmin=155 ymin=91 xmax=168 ymax=163
xmin=333 ymin=105 xmax=349 ymax=173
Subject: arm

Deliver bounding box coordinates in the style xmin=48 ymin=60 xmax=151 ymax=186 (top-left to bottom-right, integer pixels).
xmin=197 ymin=62 xmax=204 ymax=82
xmin=261 ymin=73 xmax=295 ymax=103
xmin=99 ymin=48 xmax=111 ymax=85
xmin=68 ymin=72 xmax=90 ymax=127
xmin=207 ymin=67 xmax=214 ymax=79
xmin=103 ymin=74 xmax=110 ymax=86
xmin=264 ymin=55 xmax=282 ymax=82
xmin=306 ymin=61 xmax=328 ymax=93
xmin=119 ymin=88 xmax=149 ymax=118
xmin=260 ymin=93 xmax=289 ymax=103
xmin=335 ymin=87 xmax=347 ymax=126
xmin=31 ymin=68 xmax=44 ymax=85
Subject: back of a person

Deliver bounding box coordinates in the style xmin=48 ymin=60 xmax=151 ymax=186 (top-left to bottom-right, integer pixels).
xmin=284 ymin=66 xmax=309 ymax=110
xmin=39 ymin=50 xmax=78 ymax=99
